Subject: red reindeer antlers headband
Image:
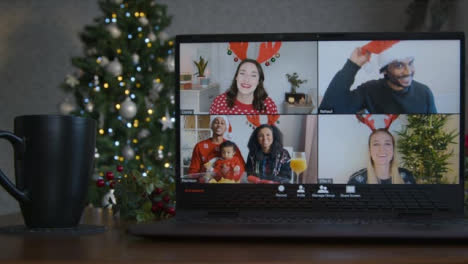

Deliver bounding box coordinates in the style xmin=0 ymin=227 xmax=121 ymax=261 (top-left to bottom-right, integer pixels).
xmin=246 ymin=115 xmax=280 ymax=129
xmin=228 ymin=42 xmax=282 ymax=66
xmin=356 ymin=114 xmax=399 ymax=131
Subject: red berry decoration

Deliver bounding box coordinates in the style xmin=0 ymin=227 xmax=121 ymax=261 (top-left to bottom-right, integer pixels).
xmin=96 ymin=179 xmax=105 ymax=187
xmin=234 ymin=57 xmax=238 ymax=62
xmin=151 ymin=203 xmax=160 ymax=213
xmin=163 ymin=195 xmax=170 ymax=203
xmin=153 ymin=187 xmax=163 ymax=195
xmin=265 ymin=62 xmax=270 ymax=66
xmin=156 ymin=201 xmax=164 ymax=209
xmin=116 ymin=165 xmax=124 ymax=172
xmin=109 ymin=181 xmax=115 ymax=189
xmin=165 ymin=207 xmax=176 ymax=216
xmin=105 ymin=171 xmax=114 ymax=180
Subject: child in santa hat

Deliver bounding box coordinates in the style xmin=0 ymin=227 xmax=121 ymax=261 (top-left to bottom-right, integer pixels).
xmin=204 ymin=141 xmax=245 ymax=183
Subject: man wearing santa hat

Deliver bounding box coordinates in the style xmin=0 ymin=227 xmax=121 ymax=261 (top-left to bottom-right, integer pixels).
xmin=188 ymin=115 xmax=245 ymax=174
xmin=319 ymin=40 xmax=437 ymax=114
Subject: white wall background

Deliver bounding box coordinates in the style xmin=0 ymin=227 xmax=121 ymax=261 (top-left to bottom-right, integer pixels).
xmin=318 ymin=114 xmax=460 ymax=184
xmin=318 ymin=40 xmax=461 ymax=113
xmin=180 ymin=42 xmax=318 ymax=113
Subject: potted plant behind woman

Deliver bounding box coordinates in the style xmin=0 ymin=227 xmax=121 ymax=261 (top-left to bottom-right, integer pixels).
xmin=194 ymin=56 xmax=209 ymax=87
xmin=285 ymin=72 xmax=307 ymax=104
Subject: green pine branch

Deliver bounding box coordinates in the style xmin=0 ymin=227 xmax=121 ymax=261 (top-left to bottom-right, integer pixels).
xmin=396 ymin=115 xmax=458 ymax=184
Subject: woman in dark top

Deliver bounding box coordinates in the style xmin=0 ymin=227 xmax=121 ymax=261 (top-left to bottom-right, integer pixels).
xmin=246 ymin=124 xmax=291 ymax=183
xmin=348 ymin=128 xmax=415 ymax=184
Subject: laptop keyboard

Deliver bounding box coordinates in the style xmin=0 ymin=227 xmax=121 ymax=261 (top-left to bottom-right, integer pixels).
xmin=188 ymin=188 xmax=450 ymax=212
xmin=176 ymin=188 xmax=462 ymax=228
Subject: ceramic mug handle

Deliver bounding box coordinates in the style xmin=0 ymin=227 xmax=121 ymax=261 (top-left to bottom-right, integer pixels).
xmin=0 ymin=130 xmax=29 ymax=203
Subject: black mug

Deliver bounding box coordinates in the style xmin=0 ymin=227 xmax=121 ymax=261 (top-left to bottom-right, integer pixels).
xmin=0 ymin=115 xmax=96 ymax=228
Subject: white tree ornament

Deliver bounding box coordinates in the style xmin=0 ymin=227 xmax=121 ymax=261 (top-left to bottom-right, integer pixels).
xmin=106 ymin=24 xmax=121 ymax=38
xmin=119 ymin=97 xmax=137 ymax=119
xmin=106 ymin=58 xmax=123 ymax=77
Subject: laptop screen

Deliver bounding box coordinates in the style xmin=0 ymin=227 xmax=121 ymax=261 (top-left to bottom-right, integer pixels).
xmin=175 ymin=33 xmax=464 ymax=210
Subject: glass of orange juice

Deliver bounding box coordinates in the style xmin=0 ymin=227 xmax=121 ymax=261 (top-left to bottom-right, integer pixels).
xmin=290 ymin=152 xmax=307 ymax=183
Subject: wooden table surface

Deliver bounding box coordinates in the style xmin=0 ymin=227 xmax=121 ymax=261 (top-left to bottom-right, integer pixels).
xmin=1 ymin=207 xmax=468 ymax=264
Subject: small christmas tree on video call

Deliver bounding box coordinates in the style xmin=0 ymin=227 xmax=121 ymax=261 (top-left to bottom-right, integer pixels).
xmin=58 ymin=0 xmax=176 ymax=221
xmin=397 ymin=115 xmax=458 ymax=184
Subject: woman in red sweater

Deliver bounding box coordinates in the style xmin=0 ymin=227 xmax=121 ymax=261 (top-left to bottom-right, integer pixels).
xmin=209 ymin=59 xmax=278 ymax=114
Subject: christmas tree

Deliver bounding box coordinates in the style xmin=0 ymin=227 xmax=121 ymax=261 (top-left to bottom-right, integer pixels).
xmin=397 ymin=115 xmax=458 ymax=184
xmin=58 ymin=0 xmax=176 ymax=221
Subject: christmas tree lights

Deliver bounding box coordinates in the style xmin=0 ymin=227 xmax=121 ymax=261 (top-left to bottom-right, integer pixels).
xmin=59 ymin=0 xmax=176 ymax=221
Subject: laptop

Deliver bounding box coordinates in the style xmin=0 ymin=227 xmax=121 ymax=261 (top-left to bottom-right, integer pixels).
xmin=129 ymin=32 xmax=467 ymax=239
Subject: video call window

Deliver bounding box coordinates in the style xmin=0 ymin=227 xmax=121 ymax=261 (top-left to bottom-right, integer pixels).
xmin=317 ymin=114 xmax=459 ymax=184
xmin=177 ymin=38 xmax=462 ymax=185
xmin=318 ymin=40 xmax=461 ymax=114
xmin=180 ymin=115 xmax=318 ymax=184
xmin=179 ymin=42 xmax=318 ymax=115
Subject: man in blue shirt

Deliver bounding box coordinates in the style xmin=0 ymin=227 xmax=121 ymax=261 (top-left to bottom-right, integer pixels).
xmin=319 ymin=41 xmax=437 ymax=114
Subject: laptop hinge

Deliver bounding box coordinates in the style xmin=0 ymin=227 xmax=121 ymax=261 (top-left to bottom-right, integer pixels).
xmin=207 ymin=210 xmax=240 ymax=218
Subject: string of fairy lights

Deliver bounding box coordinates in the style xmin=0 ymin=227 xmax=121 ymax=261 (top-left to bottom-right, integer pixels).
xmin=60 ymin=0 xmax=175 ymax=180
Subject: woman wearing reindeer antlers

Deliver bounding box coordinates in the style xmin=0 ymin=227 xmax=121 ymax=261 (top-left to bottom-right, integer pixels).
xmin=209 ymin=47 xmax=278 ymax=114
xmin=348 ymin=114 xmax=416 ymax=184
xmin=245 ymin=115 xmax=291 ymax=184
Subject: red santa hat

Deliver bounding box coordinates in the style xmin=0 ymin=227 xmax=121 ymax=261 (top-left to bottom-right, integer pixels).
xmin=210 ymin=115 xmax=232 ymax=139
xmin=361 ymin=40 xmax=415 ymax=72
